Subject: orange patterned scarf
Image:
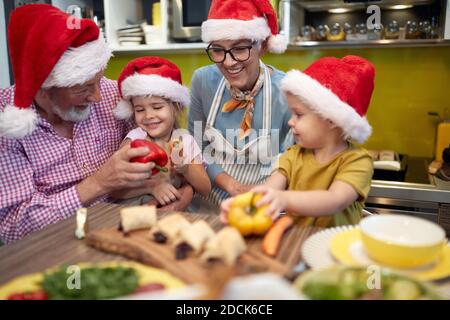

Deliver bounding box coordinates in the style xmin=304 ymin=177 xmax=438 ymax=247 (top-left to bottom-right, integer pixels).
xmin=222 ymin=67 xmax=265 ymax=139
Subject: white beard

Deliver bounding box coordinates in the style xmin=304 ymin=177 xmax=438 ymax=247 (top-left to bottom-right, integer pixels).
xmin=53 ymin=105 xmax=91 ymax=122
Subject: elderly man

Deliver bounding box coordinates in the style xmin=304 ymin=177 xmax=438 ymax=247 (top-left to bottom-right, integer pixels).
xmin=0 ymin=4 xmax=154 ymax=244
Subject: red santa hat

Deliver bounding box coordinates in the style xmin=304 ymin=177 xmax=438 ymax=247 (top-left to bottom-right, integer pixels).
xmin=281 ymin=55 xmax=375 ymax=144
xmin=201 ymin=0 xmax=287 ymax=54
xmin=0 ymin=4 xmax=111 ymax=139
xmin=113 ymin=57 xmax=190 ymax=120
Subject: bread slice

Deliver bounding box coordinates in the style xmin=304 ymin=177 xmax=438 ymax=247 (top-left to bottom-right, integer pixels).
xmin=201 ymin=227 xmax=247 ymax=266
xmin=119 ymin=206 xmax=157 ymax=233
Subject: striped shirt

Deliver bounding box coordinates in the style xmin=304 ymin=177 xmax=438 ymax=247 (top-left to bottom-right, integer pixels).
xmin=0 ymin=78 xmax=131 ymax=244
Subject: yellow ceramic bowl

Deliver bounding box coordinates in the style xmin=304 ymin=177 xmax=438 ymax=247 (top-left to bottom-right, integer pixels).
xmin=360 ymin=215 xmax=446 ymax=268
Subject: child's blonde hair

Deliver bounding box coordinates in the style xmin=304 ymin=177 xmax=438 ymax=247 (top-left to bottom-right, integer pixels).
xmin=131 ymin=95 xmax=186 ymax=130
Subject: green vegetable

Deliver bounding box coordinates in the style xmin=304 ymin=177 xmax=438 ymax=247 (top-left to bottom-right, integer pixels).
xmin=384 ymin=279 xmax=422 ymax=300
xmin=42 ymin=266 xmax=139 ymax=300
xmin=339 ymin=268 xmax=370 ymax=299
xmin=302 ymin=268 xmax=369 ymax=300
xmin=302 ymin=281 xmax=344 ymax=300
xmin=295 ymin=267 xmax=443 ymax=300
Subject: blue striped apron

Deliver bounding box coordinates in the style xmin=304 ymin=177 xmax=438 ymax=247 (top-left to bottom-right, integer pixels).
xmin=203 ymin=63 xmax=274 ymax=206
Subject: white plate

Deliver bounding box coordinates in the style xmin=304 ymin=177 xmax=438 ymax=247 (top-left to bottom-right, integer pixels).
xmin=301 ymin=225 xmax=357 ymax=269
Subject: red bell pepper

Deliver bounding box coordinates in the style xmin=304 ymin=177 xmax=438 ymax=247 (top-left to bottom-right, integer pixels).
xmin=130 ymin=139 xmax=169 ymax=175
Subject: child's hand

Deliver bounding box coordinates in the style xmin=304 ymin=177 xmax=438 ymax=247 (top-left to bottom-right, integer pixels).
xmin=251 ymin=186 xmax=287 ymax=220
xmin=170 ymin=137 xmax=186 ymax=171
xmin=170 ymin=144 xmax=189 ymax=175
xmin=172 ymin=162 xmax=189 ymax=175
xmin=220 ymin=197 xmax=234 ymax=224
xmin=150 ymin=182 xmax=181 ymax=206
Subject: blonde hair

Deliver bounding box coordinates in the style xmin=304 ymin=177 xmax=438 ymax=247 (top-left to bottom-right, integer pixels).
xmin=130 ymin=95 xmax=186 ymax=129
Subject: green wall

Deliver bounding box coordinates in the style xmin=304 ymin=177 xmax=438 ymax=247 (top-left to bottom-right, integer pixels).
xmin=105 ymin=46 xmax=450 ymax=158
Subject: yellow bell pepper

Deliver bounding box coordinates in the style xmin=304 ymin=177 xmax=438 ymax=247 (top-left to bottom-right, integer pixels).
xmin=227 ymin=192 xmax=273 ymax=236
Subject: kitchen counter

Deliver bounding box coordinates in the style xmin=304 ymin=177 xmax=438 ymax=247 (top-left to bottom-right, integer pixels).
xmin=370 ymin=180 xmax=450 ymax=204
xmin=369 ymin=155 xmax=450 ymax=203
xmin=1 ymin=203 xmax=449 ymax=299
xmin=367 ymin=155 xmax=450 ymax=234
xmin=0 ymin=203 xmax=319 ymax=287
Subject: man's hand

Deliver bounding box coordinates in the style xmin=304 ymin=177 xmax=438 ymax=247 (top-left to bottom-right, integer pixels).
xmin=77 ymin=145 xmax=155 ymax=204
xmin=150 ymin=182 xmax=181 ymax=206
xmin=93 ymin=145 xmax=156 ymax=191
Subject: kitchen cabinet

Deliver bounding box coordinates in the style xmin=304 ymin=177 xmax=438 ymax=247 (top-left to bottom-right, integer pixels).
xmin=279 ymin=0 xmax=450 ymax=49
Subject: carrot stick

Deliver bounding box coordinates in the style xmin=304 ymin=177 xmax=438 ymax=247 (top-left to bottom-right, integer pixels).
xmin=262 ymin=215 xmax=294 ymax=257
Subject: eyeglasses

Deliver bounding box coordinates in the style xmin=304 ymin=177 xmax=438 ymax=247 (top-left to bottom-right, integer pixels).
xmin=205 ymin=41 xmax=257 ymax=63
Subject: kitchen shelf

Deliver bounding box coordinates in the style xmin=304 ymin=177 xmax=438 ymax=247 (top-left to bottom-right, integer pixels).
xmin=109 ymin=39 xmax=450 ymax=54
xmin=293 ymin=0 xmax=435 ymax=12
xmin=289 ymin=39 xmax=450 ymax=49
xmin=110 ymin=42 xmax=207 ymax=53
xmin=104 ymin=0 xmax=450 ymax=54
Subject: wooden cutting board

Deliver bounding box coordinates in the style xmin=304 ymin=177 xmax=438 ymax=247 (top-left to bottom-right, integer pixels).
xmin=86 ymin=212 xmax=318 ymax=284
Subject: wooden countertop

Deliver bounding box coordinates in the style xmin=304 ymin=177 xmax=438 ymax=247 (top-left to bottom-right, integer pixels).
xmin=1 ymin=203 xmax=449 ymax=298
xmin=0 ymin=203 xmax=319 ymax=285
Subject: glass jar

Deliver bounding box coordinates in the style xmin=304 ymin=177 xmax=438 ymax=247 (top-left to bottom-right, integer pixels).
xmin=368 ymin=23 xmax=384 ymax=40
xmin=405 ymin=21 xmax=420 ymax=39
xmin=419 ymin=20 xmax=431 ymax=39
xmin=316 ymin=25 xmax=329 ymax=41
xmin=430 ymin=16 xmax=440 ymax=39
xmin=345 ymin=23 xmax=360 ymax=41
xmin=299 ymin=25 xmax=316 ymax=41
xmin=344 ymin=23 xmax=353 ymax=36
xmin=354 ymin=23 xmax=368 ymax=40
xmin=385 ymin=20 xmax=400 ymax=40
xmin=327 ymin=23 xmax=345 ymax=41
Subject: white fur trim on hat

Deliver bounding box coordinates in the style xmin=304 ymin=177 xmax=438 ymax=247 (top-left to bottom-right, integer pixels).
xmin=0 ymin=104 xmax=38 ymax=139
xmin=268 ymin=34 xmax=288 ymax=53
xmin=121 ymin=74 xmax=190 ymax=107
xmin=113 ymin=99 xmax=134 ymax=120
xmin=42 ymin=34 xmax=112 ymax=88
xmin=202 ymin=17 xmax=271 ymax=44
xmin=281 ymin=70 xmax=372 ymax=144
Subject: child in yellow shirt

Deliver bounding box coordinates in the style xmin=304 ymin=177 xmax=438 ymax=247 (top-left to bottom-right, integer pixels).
xmin=222 ymin=55 xmax=375 ymax=227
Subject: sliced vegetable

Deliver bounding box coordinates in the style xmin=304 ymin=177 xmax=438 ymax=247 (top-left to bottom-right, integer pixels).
xmin=294 ymin=266 xmax=444 ymax=300
xmin=384 ymin=279 xmax=422 ymax=300
xmin=262 ymin=215 xmax=294 ymax=257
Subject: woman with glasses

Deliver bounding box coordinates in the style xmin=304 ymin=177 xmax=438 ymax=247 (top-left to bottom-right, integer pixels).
xmin=188 ymin=0 xmax=293 ymax=210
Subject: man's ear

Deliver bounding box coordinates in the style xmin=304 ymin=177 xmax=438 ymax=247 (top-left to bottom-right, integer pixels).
xmin=35 ymin=88 xmax=51 ymax=100
xmin=34 ymin=88 xmax=55 ymax=108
